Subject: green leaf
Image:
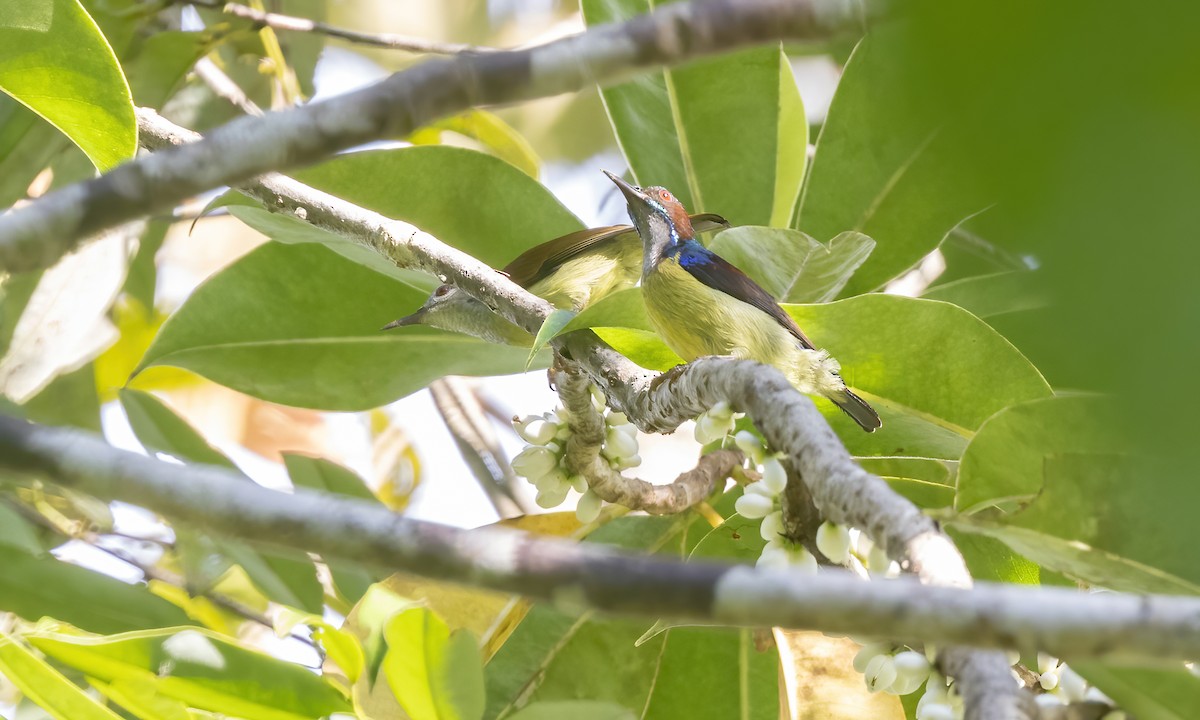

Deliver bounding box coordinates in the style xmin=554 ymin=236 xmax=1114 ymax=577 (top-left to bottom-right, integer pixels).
xmin=506 ymin=701 xmax=636 ymax=720
xmin=952 ymin=453 xmax=1200 ymax=595
xmin=0 ymin=500 xmax=43 ymax=554
xmin=294 ymin=146 xmax=582 ymax=269
xmin=21 ymin=362 xmax=102 ymax=432
xmin=119 ymin=389 xmax=324 ymax=613
xmin=89 ymin=677 xmax=194 ymax=720
xmin=411 ymin=110 xmax=541 ymax=178
xmin=0 ymin=0 xmax=135 ymax=170
xmin=0 ymin=632 xmax=124 ymax=720
xmin=136 ymin=242 xmax=541 ymax=410
xmin=282 ymin=453 xmax=384 ymax=604
xmin=383 ymin=607 xmax=485 ymax=720
xmin=564 ymin=291 xmax=1051 ymax=458
xmin=1070 ymin=663 xmax=1200 ymax=720
xmin=856 ymin=457 xmax=955 ymax=509
xmin=953 ymin=395 xmax=1126 ymax=513
xmin=528 ymin=309 xmax=577 ymax=369
xmin=123 ymin=30 xmax=213 ymax=108
xmin=921 ymin=271 xmax=1048 ymax=319
xmin=708 ymin=227 xmax=875 ymax=303
xmin=0 ymin=554 xmax=190 ymax=634
xmin=583 ymin=0 xmax=806 ymax=226
xmin=796 ymin=29 xmax=987 ymax=296
xmin=28 ymin=627 xmax=351 ymax=720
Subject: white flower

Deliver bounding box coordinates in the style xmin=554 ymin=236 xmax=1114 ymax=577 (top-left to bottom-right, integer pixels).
xmin=1057 ymin=665 xmax=1087 ymax=702
xmin=743 ymin=480 xmax=775 ymax=498
xmin=533 ymin=468 xmax=568 ymax=493
xmin=1038 ymin=670 xmax=1059 ymax=691
xmin=867 ymin=543 xmax=892 ymax=574
xmin=569 ymin=475 xmax=588 ymax=493
xmin=603 ymin=426 xmax=639 ymax=461
xmin=733 ymin=431 xmax=765 ymax=464
xmin=576 ymin=489 xmax=603 ymax=523
xmin=735 ymin=492 xmax=775 ymax=519
xmin=515 ymin=415 xmax=558 ymax=445
xmin=707 ymin=401 xmax=733 ymax=420
xmin=694 ymin=412 xmax=733 ymax=444
xmin=759 ymin=511 xmax=784 ymax=542
xmin=590 ymin=385 xmax=606 ymax=411
xmin=511 ymin=446 xmax=559 ymax=480
xmin=864 ymin=654 xmax=897 ymax=693
xmin=756 ymin=541 xmax=790 ymax=570
xmin=535 ymin=483 xmax=569 ymax=509
xmin=890 ymin=651 xmax=931 ymax=695
xmin=1034 ymin=693 xmax=1066 ymax=708
xmin=1037 ymin=653 xmax=1060 ymax=675
xmin=853 ymin=643 xmax=890 ymax=673
xmin=851 ymin=528 xmax=874 ymax=559
xmin=1004 ymin=649 xmax=1020 ymax=666
xmin=759 ymin=456 xmax=787 ymax=494
xmin=815 ymin=521 xmax=852 ymax=565
xmin=916 ymin=702 xmax=956 ymax=720
xmin=612 ymin=454 xmax=641 ymax=470
xmin=605 ymin=411 xmax=629 ymax=427
xmin=788 ymin=545 xmax=818 ymax=574
xmin=1084 ymin=686 xmax=1112 ymax=704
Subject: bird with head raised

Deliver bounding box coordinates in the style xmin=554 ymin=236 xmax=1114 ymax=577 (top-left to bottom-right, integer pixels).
xmin=603 ymin=170 xmax=881 ymax=432
xmin=383 ymin=213 xmax=730 ymax=346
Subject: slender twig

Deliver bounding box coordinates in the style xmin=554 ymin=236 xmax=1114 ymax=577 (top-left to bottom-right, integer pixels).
xmin=186 ymin=0 xmax=497 ymax=54
xmin=192 ymin=56 xmax=263 ymax=116
xmin=0 ymin=0 xmax=871 ymax=274
xmin=3 ymin=414 xmax=1200 ymax=671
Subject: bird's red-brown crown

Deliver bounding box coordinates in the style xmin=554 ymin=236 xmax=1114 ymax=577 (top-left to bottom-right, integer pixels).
xmin=644 ymin=186 xmax=695 ymax=239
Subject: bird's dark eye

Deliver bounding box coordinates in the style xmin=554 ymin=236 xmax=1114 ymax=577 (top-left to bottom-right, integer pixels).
xmin=434 ymin=285 xmax=451 ymax=297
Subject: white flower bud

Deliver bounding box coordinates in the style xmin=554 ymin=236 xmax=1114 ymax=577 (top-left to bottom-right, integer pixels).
xmin=1057 ymin=666 xmax=1087 ymax=702
xmin=889 ymin=671 xmax=926 ymax=696
xmin=735 ymin=492 xmax=775 ymax=519
xmin=1038 ymin=670 xmax=1059 ymax=691
xmin=604 ymin=427 xmax=639 ymax=460
xmin=694 ymin=413 xmax=731 ymax=444
xmin=788 ymin=546 xmax=819 ymax=574
xmin=613 ymin=453 xmax=641 ymax=470
xmin=555 ymin=424 xmax=572 ymax=441
xmin=893 ymin=650 xmax=931 ymax=680
xmin=518 ymin=418 xmax=558 ymax=445
xmin=922 ymin=673 xmax=948 ymax=702
xmin=511 ymin=446 xmax=558 ymax=479
xmin=535 ymin=483 xmax=569 ymax=509
xmin=744 ymin=480 xmax=774 ymax=497
xmin=707 ymin=401 xmax=733 ymax=420
xmin=867 ymin=543 xmax=892 ymax=574
xmin=864 ymin=654 xmax=897 ymax=693
xmin=759 ymin=456 xmax=787 ymax=495
xmin=756 ymin=542 xmax=790 ymax=570
xmin=851 ymin=528 xmax=874 ymax=559
xmin=575 ymin=489 xmax=603 ymax=523
xmin=590 ymin=385 xmax=606 ymax=410
xmin=916 ymin=702 xmax=956 ymax=720
xmin=1037 ymin=653 xmax=1060 ymax=675
xmin=1034 ymin=693 xmax=1066 ymax=708
xmin=1005 ymin=650 xmax=1020 ymax=666
xmin=733 ymin=431 xmax=765 ymax=464
xmin=1084 ymin=686 xmax=1112 ymax=704
xmin=605 ymin=411 xmax=629 ymax=427
xmin=815 ymin=522 xmax=852 ymax=565
xmin=853 ymin=643 xmax=890 ymax=673
xmin=759 ymin=511 xmax=784 ymax=542
xmin=533 ymin=468 xmax=568 ymax=493
xmin=569 ymin=475 xmax=588 ymax=493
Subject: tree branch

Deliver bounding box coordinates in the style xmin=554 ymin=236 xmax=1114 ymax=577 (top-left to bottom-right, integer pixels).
xmin=2 ymin=414 xmax=1200 ymax=671
xmin=0 ymin=0 xmax=869 ymax=274
xmin=132 ymin=110 xmax=1023 ymax=717
xmin=187 ymin=0 xmax=498 ymax=55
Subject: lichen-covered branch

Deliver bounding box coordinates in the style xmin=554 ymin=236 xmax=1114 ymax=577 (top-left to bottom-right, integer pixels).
xmin=553 ymin=357 xmax=742 ymax=513
xmin=0 ymin=0 xmax=869 ymax=274
xmin=4 ymin=414 xmax=1200 ymax=671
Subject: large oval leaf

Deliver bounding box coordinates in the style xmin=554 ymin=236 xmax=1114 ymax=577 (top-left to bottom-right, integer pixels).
xmin=0 ymin=0 xmax=135 ymax=170
xmin=136 ymin=242 xmax=540 ymax=410
xmin=294 ymin=146 xmax=583 ymax=269
xmin=796 ymin=28 xmax=988 ymax=296
xmin=582 ymin=0 xmax=806 ymax=227
xmin=0 ymin=632 xmax=123 ymax=720
xmin=565 ymin=291 xmax=1050 ymax=458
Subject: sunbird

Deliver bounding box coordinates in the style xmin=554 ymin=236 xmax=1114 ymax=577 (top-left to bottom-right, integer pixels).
xmin=384 ymin=214 xmax=729 ymax=345
xmin=604 ymin=170 xmax=881 ymax=432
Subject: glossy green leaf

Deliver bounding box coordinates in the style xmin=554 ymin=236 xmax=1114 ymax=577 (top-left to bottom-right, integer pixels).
xmin=282 ymin=453 xmax=384 ymax=604
xmin=0 ymin=500 xmax=42 ymax=554
xmin=507 ymin=701 xmax=636 ymax=720
xmin=29 ymin=627 xmax=351 ymax=720
xmin=383 ymin=607 xmax=485 ymax=720
xmin=1071 ymin=663 xmax=1200 ymax=720
xmin=123 ymin=30 xmax=213 ymax=108
xmin=528 ymin=309 xmax=577 ymax=369
xmin=89 ymin=677 xmax=194 ymax=720
xmin=21 ymin=362 xmax=102 ymax=432
xmin=954 ymin=395 xmax=1125 ymax=513
xmin=0 ymin=554 xmax=190 ymax=634
xmin=945 ymin=528 xmax=1040 ymax=585
xmin=708 ymin=227 xmax=875 ymax=303
xmin=0 ymin=0 xmax=135 ymax=170
xmin=564 ymin=291 xmax=1050 ymax=457
xmin=952 ymin=453 xmax=1200 ymax=595
xmin=411 ymin=110 xmax=541 ymax=178
xmin=0 ymin=632 xmax=123 ymax=720
xmin=796 ymin=29 xmax=987 ymax=296
xmin=294 ymin=146 xmax=582 ymax=269
xmin=582 ymin=0 xmax=806 ymax=226
xmin=119 ymin=389 xmax=324 ymax=613
xmin=857 ymin=457 xmax=955 ymax=509
xmin=136 ymin=242 xmax=542 ymax=410
xmin=922 ymin=271 xmax=1048 ymax=320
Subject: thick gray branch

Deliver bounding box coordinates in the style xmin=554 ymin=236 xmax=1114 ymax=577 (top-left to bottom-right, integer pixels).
xmin=0 ymin=0 xmax=868 ymax=273
xmin=4 ymin=414 xmax=1200 ymax=670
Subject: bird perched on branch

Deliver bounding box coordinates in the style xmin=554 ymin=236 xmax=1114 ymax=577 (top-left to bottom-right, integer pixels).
xmin=383 ymin=213 xmax=729 ymax=345
xmin=603 ymin=170 xmax=881 ymax=432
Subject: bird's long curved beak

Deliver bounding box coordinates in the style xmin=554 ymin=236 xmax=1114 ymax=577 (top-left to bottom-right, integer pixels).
xmin=380 ymin=308 xmax=425 ymax=331
xmin=602 ymin=170 xmax=648 ymax=206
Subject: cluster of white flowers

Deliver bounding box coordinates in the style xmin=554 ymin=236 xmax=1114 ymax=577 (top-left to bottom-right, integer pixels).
xmin=693 ymin=401 xmax=738 ymax=445
xmin=510 ymin=389 xmax=640 ymax=523
xmin=1033 ymin=654 xmax=1119 ymax=715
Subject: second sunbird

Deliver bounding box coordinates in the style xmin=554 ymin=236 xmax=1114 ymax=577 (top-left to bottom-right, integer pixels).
xmin=604 ymin=170 xmax=881 ymax=432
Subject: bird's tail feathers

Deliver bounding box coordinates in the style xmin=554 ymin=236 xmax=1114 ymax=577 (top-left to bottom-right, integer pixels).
xmin=832 ymin=388 xmax=882 ymax=432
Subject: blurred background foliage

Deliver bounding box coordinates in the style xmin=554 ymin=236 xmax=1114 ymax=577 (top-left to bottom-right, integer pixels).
xmin=1 ymin=0 xmax=1198 ymax=718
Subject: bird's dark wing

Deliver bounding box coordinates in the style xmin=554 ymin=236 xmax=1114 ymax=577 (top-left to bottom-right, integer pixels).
xmin=502 ymin=224 xmax=634 ymax=288
xmin=690 ymin=213 xmax=731 ymax=234
xmin=674 ymin=241 xmax=816 ymax=349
